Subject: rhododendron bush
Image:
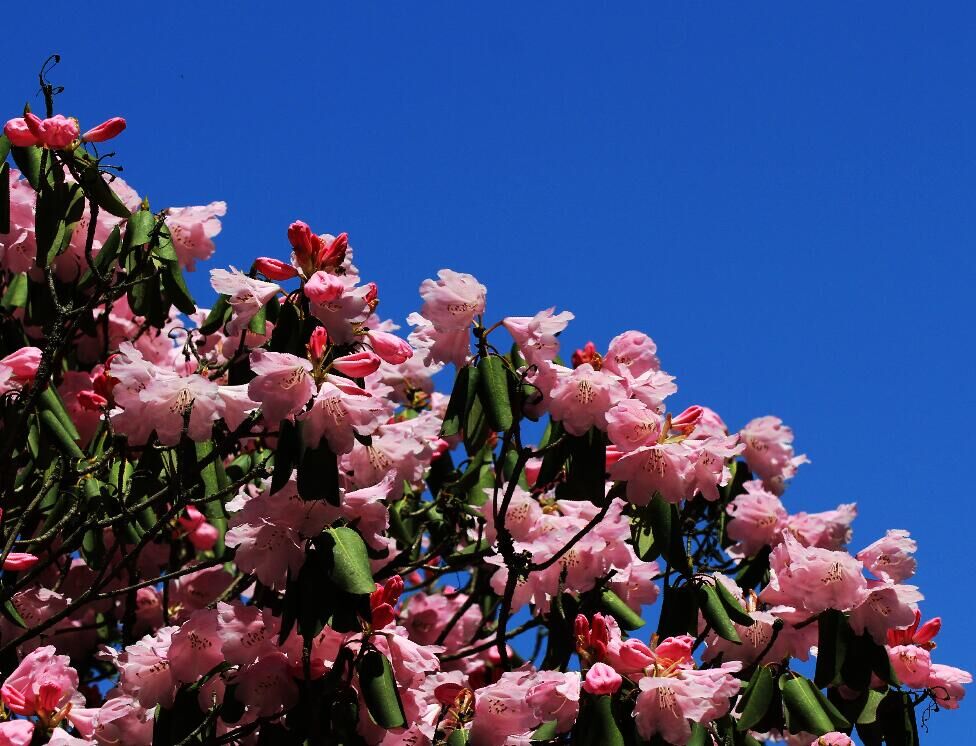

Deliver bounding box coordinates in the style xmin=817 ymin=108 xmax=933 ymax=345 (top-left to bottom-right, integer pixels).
xmin=0 ymin=65 xmax=968 ymax=746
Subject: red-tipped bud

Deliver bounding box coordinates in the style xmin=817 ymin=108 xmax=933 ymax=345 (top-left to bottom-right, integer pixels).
xmin=307 ymin=327 xmax=329 ymax=364
xmin=317 ymin=232 xmax=349 ymax=270
xmin=77 ymin=390 xmax=108 ymax=411
xmin=288 ymin=221 xmax=326 ymax=270
xmin=364 ymin=282 xmax=379 ymax=305
xmin=187 ymin=522 xmax=218 ymax=552
xmin=255 ymin=257 xmax=299 ymax=281
xmin=178 ymin=506 xmax=207 ymax=532
xmin=2 ymin=553 xmax=39 ymax=572
xmin=572 ymin=341 xmax=602 ymax=370
xmin=915 ymin=616 xmax=942 ymax=646
xmin=332 ymin=351 xmax=382 ymax=378
xmin=81 ymin=116 xmax=126 ymax=143
xmin=434 ymin=683 xmax=466 ymax=707
xmin=367 ymin=330 xmax=412 ymax=364
xmin=671 ymin=405 xmax=704 ymax=434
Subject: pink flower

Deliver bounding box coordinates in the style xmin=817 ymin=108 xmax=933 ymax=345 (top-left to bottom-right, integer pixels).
xmin=857 ymin=529 xmax=917 ymax=583
xmin=247 ymin=349 xmax=315 ymax=426
xmin=186 ymin=521 xmax=218 ymax=551
xmin=888 ymin=644 xmax=932 ymax=688
xmin=634 ymin=662 xmax=741 ymax=744
xmin=606 ymin=399 xmax=662 ymax=452
xmin=81 ymin=117 xmax=126 ymax=143
xmin=0 ymin=347 xmax=42 ymax=395
xmin=725 ymin=480 xmax=788 ymax=556
xmin=288 ymin=221 xmax=347 ymax=276
xmin=0 ymin=721 xmax=34 ymax=746
xmin=888 ymin=610 xmax=942 ymax=648
xmin=1 ymin=645 xmax=81 ymax=716
xmin=366 ymin=330 xmax=413 ymax=365
xmin=331 ymin=350 xmax=382 ymax=378
xmin=2 ymin=553 xmax=39 ymax=572
xmin=114 ymin=626 xmax=178 ymax=708
xmin=502 ymin=308 xmax=574 ymax=367
xmin=739 ymin=416 xmax=809 ymax=494
xmin=235 ymin=652 xmax=299 ymax=718
xmin=583 ymin=662 xmax=622 ymax=695
xmin=304 ymin=270 xmax=346 ymax=303
xmin=216 ymin=603 xmax=280 ymax=665
xmin=926 ymin=664 xmax=971 ymax=709
xmin=786 ymin=503 xmax=857 ymax=551
xmin=402 ymin=590 xmax=482 ymax=653
xmin=165 ymin=202 xmax=226 ymax=271
xmin=759 ymin=534 xmax=868 ymax=615
xmin=410 ymin=270 xmax=487 ymax=367
xmin=209 ymin=267 xmax=280 ymax=336
xmin=848 ymin=580 xmax=921 ymax=643
xmin=254 ymin=256 xmax=298 ymax=281
xmin=125 ymin=373 xmax=223 ymax=445
xmin=168 ymin=609 xmax=223 ymax=684
xmin=610 ymin=442 xmax=692 ymax=504
xmin=547 ymin=364 xmax=626 ymax=436
xmin=816 ymin=734 xmax=854 ymax=746
xmin=602 ymin=330 xmax=660 ymax=379
xmin=4 ymin=118 xmax=38 ymax=147
xmin=684 ymin=434 xmax=744 ymax=501
xmin=297 ymin=376 xmax=388 ymax=455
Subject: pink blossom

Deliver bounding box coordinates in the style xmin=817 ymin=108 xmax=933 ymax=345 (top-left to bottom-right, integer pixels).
xmin=685 ymin=434 xmax=744 ymax=501
xmin=625 ymin=368 xmax=679 ymax=413
xmin=331 ymin=350 xmax=382 ymax=378
xmin=857 ymin=529 xmax=917 ymax=583
xmin=304 ymin=270 xmax=346 ymax=303
xmin=0 ymin=347 xmax=42 ymax=395
xmin=502 ymin=308 xmax=574 ymax=367
xmin=725 ymin=480 xmax=788 ymax=556
xmin=583 ymin=662 xmax=622 ymax=695
xmin=165 ymin=202 xmax=226 ymax=270
xmin=548 ymin=363 xmax=626 ymax=436
xmin=169 ymin=609 xmax=223 ymax=684
xmin=235 ymin=652 xmax=299 ymax=718
xmin=816 ymin=734 xmax=854 ymax=746
xmin=4 ymin=118 xmax=38 ymax=147
xmin=610 ymin=442 xmax=692 ymax=504
xmin=606 ymin=399 xmax=662 ymax=452
xmin=0 ymin=721 xmax=34 ymax=746
xmin=81 ymin=117 xmax=126 ymax=143
xmin=367 ymin=329 xmax=414 ymax=365
xmin=602 ymin=330 xmax=660 ymax=378
xmin=926 ymin=664 xmax=971 ymax=709
xmin=247 ymin=349 xmax=315 ymax=426
xmin=18 ymin=114 xmax=80 ymax=149
xmin=114 ymin=373 xmax=223 ymax=446
xmin=1 ymin=645 xmax=81 ymax=716
xmin=298 ymin=376 xmax=388 ymax=455
xmin=217 ymin=603 xmax=280 ymax=665
xmin=209 ymin=267 xmax=280 ymax=336
xmin=634 ymin=662 xmax=741 ymax=744
xmin=786 ymin=503 xmax=857 ymax=550
xmin=848 ymin=580 xmax=920 ymax=643
xmin=888 ymin=644 xmax=932 ymax=688
xmin=402 ymin=590 xmax=482 ymax=653
xmin=739 ymin=416 xmax=809 ymax=494
xmin=410 ymin=270 xmax=486 ymax=367
xmin=114 ymin=626 xmax=178 ymax=708
xmin=2 ymin=553 xmax=39 ymax=572
xmin=307 ymin=273 xmax=372 ymax=345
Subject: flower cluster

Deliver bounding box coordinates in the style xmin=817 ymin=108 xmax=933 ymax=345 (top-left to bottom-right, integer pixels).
xmin=0 ymin=81 xmax=967 ymax=746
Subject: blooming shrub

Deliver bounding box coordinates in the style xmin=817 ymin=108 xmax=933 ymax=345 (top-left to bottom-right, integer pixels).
xmin=0 ymin=62 xmax=968 ymax=745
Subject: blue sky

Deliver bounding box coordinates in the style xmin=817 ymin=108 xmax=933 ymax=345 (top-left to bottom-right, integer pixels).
xmin=5 ymin=3 xmax=975 ymax=739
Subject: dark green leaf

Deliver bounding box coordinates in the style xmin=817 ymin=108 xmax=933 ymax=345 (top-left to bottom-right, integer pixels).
xmin=10 ymin=146 xmax=42 ymax=190
xmin=38 ymin=409 xmax=84 ymax=458
xmin=298 ymin=438 xmax=340 ymax=505
xmin=0 ymin=162 xmax=9 ymax=235
xmin=736 ymin=665 xmax=774 ymax=732
xmin=1 ymin=273 xmax=28 ymax=310
xmin=441 ymin=365 xmax=475 ymax=437
xmin=815 ymin=609 xmax=848 ymax=688
xmin=79 ymin=164 xmax=130 ymax=218
xmin=477 ymin=355 xmax=513 ymax=432
xmin=323 ymin=527 xmax=375 ymax=595
xmin=697 ymin=582 xmax=741 ymax=643
xmin=200 ymin=295 xmax=231 ymax=335
xmin=599 ymin=588 xmax=645 ymax=631
xmin=161 ymin=259 xmax=196 ymax=314
xmin=194 ymin=440 xmax=227 ymax=556
xmin=359 ymin=650 xmax=406 ymax=729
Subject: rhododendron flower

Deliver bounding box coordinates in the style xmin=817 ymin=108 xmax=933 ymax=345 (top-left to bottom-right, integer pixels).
xmin=582 ymin=662 xmax=622 ymax=695
xmin=4 ymin=117 xmax=38 ymax=147
xmin=113 ymin=626 xmax=178 ymax=708
xmin=165 ymin=202 xmax=226 ymax=270
xmin=409 ymin=269 xmax=486 ymax=367
xmin=547 ymin=363 xmax=625 ymax=435
xmin=606 ymin=398 xmax=662 ymax=451
xmin=858 ymin=529 xmax=918 ymax=583
xmin=602 ymin=330 xmax=660 ymax=378
xmin=760 ymin=534 xmax=868 ymax=615
xmin=247 ymin=349 xmax=315 ymax=425
xmin=254 ymin=256 xmax=299 ymax=280
xmin=725 ymin=480 xmax=788 ymax=556
xmin=304 ymin=270 xmax=346 ymax=303
xmin=209 ymin=267 xmax=280 ymax=336
xmin=81 ymin=116 xmax=126 ymax=143
xmin=11 ymin=113 xmax=79 ymax=149
xmin=0 ymin=645 xmax=82 ymax=716
xmin=817 ymin=734 xmax=854 ymax=746
xmin=610 ymin=442 xmax=693 ymax=504
xmin=503 ymin=307 xmax=574 ymax=367
xmin=0 ymin=720 xmax=34 ymax=746
xmin=926 ymin=664 xmax=971 ymax=709
xmin=0 ymin=347 xmax=42 ymax=395
xmin=298 ymin=376 xmax=388 ymax=455
xmin=739 ymin=416 xmax=809 ymax=494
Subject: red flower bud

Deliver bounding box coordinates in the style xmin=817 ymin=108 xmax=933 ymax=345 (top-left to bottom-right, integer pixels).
xmin=81 ymin=116 xmax=126 ymax=143
xmin=254 ymin=257 xmax=298 ymax=281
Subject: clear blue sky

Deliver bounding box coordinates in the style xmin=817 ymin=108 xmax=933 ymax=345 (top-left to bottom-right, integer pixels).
xmin=5 ymin=3 xmax=974 ymax=739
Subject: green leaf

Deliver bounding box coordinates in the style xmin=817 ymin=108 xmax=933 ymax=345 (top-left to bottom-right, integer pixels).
xmin=531 ymin=720 xmax=558 ymax=744
xmin=536 ymin=420 xmax=570 ymax=486
xmin=581 ymin=695 xmax=624 ymax=746
xmin=686 ymin=721 xmax=707 ymax=746
xmin=0 ymin=134 xmax=10 ymax=165
xmin=815 ymin=609 xmax=848 ymax=688
xmin=463 ymin=383 xmax=490 ymax=455
xmin=161 ymin=259 xmax=196 ymax=314
xmin=200 ymin=295 xmax=231 ymax=335
xmin=359 ymin=649 xmax=406 ymax=729
xmin=39 ymin=409 xmax=84 ymax=459
xmin=78 ymin=224 xmax=121 ymax=289
xmin=780 ymin=675 xmax=849 ymax=736
xmin=477 ymin=355 xmax=513 ymax=432
xmin=697 ymin=581 xmax=741 ymax=643
xmin=323 ymin=527 xmax=375 ymax=595
xmin=247 ymin=302 xmax=267 ymax=335
xmin=79 ymin=164 xmax=130 ymax=218
xmin=194 ymin=440 xmax=227 ymax=557
xmin=877 ymin=691 xmax=918 ymax=746
xmin=736 ymin=665 xmax=774 ymax=731
xmin=2 ymin=599 xmax=27 ymax=629
xmin=126 ymin=208 xmax=155 ymax=248
xmin=1 ymin=273 xmax=28 ymax=310
xmin=10 ymin=145 xmax=42 ymax=190
xmin=562 ymin=429 xmax=607 ymax=503
xmin=713 ymin=575 xmax=755 ymax=626
xmin=656 ymin=582 xmax=698 ymax=639
xmin=599 ymin=588 xmax=645 ymax=631
xmin=38 ymin=385 xmax=81 ymax=442
xmin=35 ymin=182 xmax=83 ymax=267
xmin=441 ymin=364 xmax=475 ymax=437
xmin=298 ymin=438 xmax=340 ymax=505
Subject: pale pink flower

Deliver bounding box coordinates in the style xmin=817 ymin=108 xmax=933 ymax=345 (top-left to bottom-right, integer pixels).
xmin=849 ymin=580 xmax=921 ymax=643
xmin=739 ymin=416 xmax=809 ymax=494
xmin=303 ymin=270 xmax=346 ymax=303
xmin=84 ymin=694 xmax=154 ymax=745
xmin=131 ymin=373 xmax=223 ymax=445
xmin=610 ymin=442 xmax=693 ymax=505
xmin=685 ymin=434 xmax=744 ymax=501
xmin=857 ymin=529 xmax=917 ymax=583
xmin=786 ymin=503 xmax=857 ymax=550
xmin=298 ymin=376 xmax=388 ymax=455
xmin=235 ymin=652 xmax=299 ymax=718
xmin=0 ymin=347 xmax=41 ymax=395
xmin=0 ymin=721 xmax=34 ymax=746
xmin=816 ymin=734 xmax=854 ymax=746
xmin=606 ymin=399 xmax=662 ymax=452
xmin=218 ymin=383 xmax=259 ymax=431
xmin=402 ymin=590 xmax=482 ymax=653
xmin=926 ymin=664 xmax=971 ymax=709
xmin=1 ymin=645 xmax=82 ymax=716
xmin=308 ymin=273 xmax=372 ymax=345
xmin=114 ymin=626 xmax=178 ymax=708
xmin=209 ymin=267 xmax=280 ymax=336
xmin=168 ymin=609 xmax=223 ymax=684
xmin=634 ymin=662 xmax=741 ymax=744
xmin=409 ymin=270 xmax=486 ymax=367
xmin=548 ymin=363 xmax=626 ymax=436
xmin=165 ymin=202 xmax=226 ymax=270
xmin=625 ymin=369 xmax=678 ymax=413
xmin=888 ymin=644 xmax=932 ymax=688
xmin=247 ymin=349 xmax=315 ymax=426
xmin=726 ymin=480 xmax=788 ymax=556
xmin=602 ymin=330 xmax=660 ymax=379
xmin=216 ymin=603 xmax=280 ymax=666
xmin=503 ymin=308 xmax=574 ymax=367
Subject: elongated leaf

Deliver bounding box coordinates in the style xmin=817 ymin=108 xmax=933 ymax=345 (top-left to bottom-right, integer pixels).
xmin=599 ymin=588 xmax=645 ymax=630
xmin=1 ymin=273 xmax=28 ymax=310
xmin=39 ymin=410 xmax=84 ymax=458
xmin=477 ymin=355 xmax=513 ymax=432
xmin=194 ymin=440 xmax=227 ymax=556
xmin=815 ymin=609 xmax=848 ymax=688
xmin=736 ymin=665 xmax=774 ymax=731
xmin=0 ymin=162 xmax=9 ymax=235
xmin=200 ymin=295 xmax=231 ymax=335
xmin=714 ymin=576 xmax=755 ymax=626
xmin=780 ymin=675 xmax=848 ymax=736
xmin=359 ymin=649 xmax=406 ymax=728
xmin=686 ymin=721 xmax=707 ymax=746
xmin=298 ymin=438 xmax=340 ymax=505
xmin=79 ymin=164 xmax=130 ymax=218
xmin=38 ymin=385 xmax=81 ymax=442
xmin=10 ymin=145 xmax=42 ymax=190
xmin=441 ymin=365 xmax=475 ymax=437
xmin=78 ymin=224 xmax=121 ymax=289
xmin=324 ymin=527 xmax=375 ymax=595
xmin=161 ymin=259 xmax=196 ymax=314
xmin=0 ymin=134 xmax=10 ymax=165
xmin=697 ymin=582 xmax=741 ymax=643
